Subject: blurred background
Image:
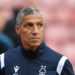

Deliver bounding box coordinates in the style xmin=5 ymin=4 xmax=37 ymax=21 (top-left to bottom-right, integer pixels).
xmin=0 ymin=0 xmax=75 ymax=72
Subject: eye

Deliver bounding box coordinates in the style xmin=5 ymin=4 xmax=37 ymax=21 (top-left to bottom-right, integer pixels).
xmin=23 ymin=23 xmax=33 ymax=29
xmin=37 ymin=22 xmax=43 ymax=27
xmin=26 ymin=23 xmax=33 ymax=27
xmin=23 ymin=22 xmax=33 ymax=29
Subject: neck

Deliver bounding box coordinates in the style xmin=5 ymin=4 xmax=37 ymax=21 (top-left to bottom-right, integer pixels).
xmin=21 ymin=44 xmax=39 ymax=59
xmin=22 ymin=44 xmax=39 ymax=52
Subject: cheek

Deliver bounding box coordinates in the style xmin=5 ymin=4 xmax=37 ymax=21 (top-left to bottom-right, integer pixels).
xmin=20 ymin=30 xmax=30 ymax=40
xmin=40 ymin=30 xmax=44 ymax=39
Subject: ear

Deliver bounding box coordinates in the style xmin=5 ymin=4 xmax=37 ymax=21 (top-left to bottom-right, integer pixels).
xmin=15 ymin=25 xmax=20 ymax=35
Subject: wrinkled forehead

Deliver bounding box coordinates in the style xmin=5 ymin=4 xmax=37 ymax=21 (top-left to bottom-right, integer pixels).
xmin=21 ymin=14 xmax=43 ymax=25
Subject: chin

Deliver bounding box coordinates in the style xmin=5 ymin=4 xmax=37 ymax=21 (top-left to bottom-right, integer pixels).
xmin=30 ymin=42 xmax=41 ymax=47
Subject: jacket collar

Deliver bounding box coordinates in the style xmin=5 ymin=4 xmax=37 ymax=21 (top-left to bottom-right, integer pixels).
xmin=20 ymin=42 xmax=46 ymax=59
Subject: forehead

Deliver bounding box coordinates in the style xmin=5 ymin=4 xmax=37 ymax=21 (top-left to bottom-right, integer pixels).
xmin=22 ymin=14 xmax=43 ymax=23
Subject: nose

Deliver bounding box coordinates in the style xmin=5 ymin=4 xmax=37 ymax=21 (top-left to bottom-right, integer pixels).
xmin=32 ymin=25 xmax=39 ymax=35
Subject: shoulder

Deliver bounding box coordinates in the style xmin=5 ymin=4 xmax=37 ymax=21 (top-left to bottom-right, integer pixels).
xmin=45 ymin=45 xmax=74 ymax=75
xmin=0 ymin=46 xmax=21 ymax=69
xmin=0 ymin=46 xmax=21 ymax=62
xmin=61 ymin=59 xmax=74 ymax=75
xmin=5 ymin=46 xmax=22 ymax=60
xmin=41 ymin=44 xmax=63 ymax=68
xmin=44 ymin=44 xmax=63 ymax=61
xmin=5 ymin=46 xmax=21 ymax=56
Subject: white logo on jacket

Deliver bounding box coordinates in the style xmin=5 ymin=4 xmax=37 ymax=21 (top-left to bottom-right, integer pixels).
xmin=39 ymin=65 xmax=46 ymax=75
xmin=13 ymin=66 xmax=20 ymax=75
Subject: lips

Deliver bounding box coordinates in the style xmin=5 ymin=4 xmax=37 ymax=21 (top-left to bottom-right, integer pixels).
xmin=30 ymin=36 xmax=40 ymax=39
xmin=30 ymin=38 xmax=40 ymax=40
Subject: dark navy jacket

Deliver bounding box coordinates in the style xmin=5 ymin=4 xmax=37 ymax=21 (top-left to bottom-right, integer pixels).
xmin=0 ymin=43 xmax=74 ymax=75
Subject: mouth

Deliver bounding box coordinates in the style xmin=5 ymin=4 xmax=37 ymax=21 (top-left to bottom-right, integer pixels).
xmin=30 ymin=38 xmax=40 ymax=40
xmin=30 ymin=38 xmax=40 ymax=41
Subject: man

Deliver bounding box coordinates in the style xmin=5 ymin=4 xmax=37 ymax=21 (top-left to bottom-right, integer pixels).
xmin=0 ymin=7 xmax=74 ymax=75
